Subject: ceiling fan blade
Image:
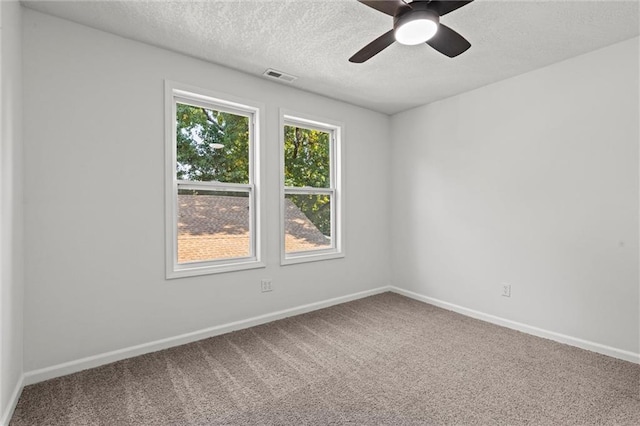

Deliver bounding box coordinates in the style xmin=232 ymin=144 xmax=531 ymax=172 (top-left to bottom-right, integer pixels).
xmin=357 ymin=0 xmax=407 ymax=16
xmin=426 ymin=24 xmax=471 ymax=57
xmin=349 ymin=29 xmax=396 ymax=63
xmin=429 ymin=0 xmax=474 ymax=16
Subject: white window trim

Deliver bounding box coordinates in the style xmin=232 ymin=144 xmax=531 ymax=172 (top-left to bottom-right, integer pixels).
xmin=165 ymin=80 xmax=265 ymax=279
xmin=279 ymin=109 xmax=345 ymax=265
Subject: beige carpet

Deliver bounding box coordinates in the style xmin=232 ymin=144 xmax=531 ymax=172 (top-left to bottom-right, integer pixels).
xmin=11 ymin=293 xmax=640 ymax=425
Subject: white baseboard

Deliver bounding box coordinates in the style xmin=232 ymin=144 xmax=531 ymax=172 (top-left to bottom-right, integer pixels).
xmin=390 ymin=286 xmax=640 ymax=364
xmin=24 ymin=286 xmax=391 ymax=386
xmin=20 ymin=284 xmax=638 ymax=396
xmin=0 ymin=374 xmax=24 ymax=426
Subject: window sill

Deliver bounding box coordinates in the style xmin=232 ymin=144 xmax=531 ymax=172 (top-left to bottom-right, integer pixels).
xmin=281 ymin=250 xmax=344 ymax=266
xmin=166 ymin=259 xmax=266 ymax=279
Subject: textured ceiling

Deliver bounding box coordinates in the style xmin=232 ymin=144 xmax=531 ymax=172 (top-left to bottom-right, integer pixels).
xmin=23 ymin=0 xmax=640 ymax=114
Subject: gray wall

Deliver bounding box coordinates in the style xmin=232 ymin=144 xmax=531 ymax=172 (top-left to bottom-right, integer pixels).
xmin=390 ymin=37 xmax=639 ymax=355
xmin=0 ymin=0 xmax=24 ymax=423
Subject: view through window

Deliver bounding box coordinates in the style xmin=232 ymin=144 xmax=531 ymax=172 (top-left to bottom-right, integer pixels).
xmin=283 ymin=118 xmax=341 ymax=260
xmin=167 ymin=84 xmax=342 ymax=276
xmin=167 ymin=88 xmax=259 ymax=277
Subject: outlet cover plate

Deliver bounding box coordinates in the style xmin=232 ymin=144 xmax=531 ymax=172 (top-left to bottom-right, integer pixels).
xmin=502 ymin=284 xmax=511 ymax=298
xmin=261 ymin=279 xmax=273 ymax=293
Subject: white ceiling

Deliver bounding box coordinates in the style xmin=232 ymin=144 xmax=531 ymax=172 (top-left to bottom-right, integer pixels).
xmin=23 ymin=0 xmax=640 ymax=114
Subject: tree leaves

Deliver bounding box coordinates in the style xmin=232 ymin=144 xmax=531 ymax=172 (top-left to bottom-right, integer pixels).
xmin=176 ymin=103 xmax=249 ymax=184
xmin=284 ymin=125 xmax=332 ymax=235
xmin=284 ymin=125 xmax=330 ymax=188
xmin=176 ymin=106 xmax=333 ymax=236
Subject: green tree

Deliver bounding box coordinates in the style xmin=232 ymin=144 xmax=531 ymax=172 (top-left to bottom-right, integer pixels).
xmin=176 ymin=103 xmax=249 ymax=184
xmin=176 ymin=106 xmax=332 ymax=236
xmin=284 ymin=126 xmax=332 ymax=236
xmin=284 ymin=126 xmax=330 ymax=188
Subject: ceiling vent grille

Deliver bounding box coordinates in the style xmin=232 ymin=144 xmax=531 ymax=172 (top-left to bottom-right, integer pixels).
xmin=263 ymin=69 xmax=297 ymax=83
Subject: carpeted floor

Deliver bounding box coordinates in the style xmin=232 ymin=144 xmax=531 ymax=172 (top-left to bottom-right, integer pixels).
xmin=11 ymin=292 xmax=640 ymax=425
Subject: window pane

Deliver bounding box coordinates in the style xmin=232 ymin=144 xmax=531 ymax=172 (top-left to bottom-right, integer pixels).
xmin=176 ymin=102 xmax=249 ymax=184
xmin=285 ymin=194 xmax=332 ymax=253
xmin=177 ymin=189 xmax=251 ymax=263
xmin=284 ymin=125 xmax=330 ymax=188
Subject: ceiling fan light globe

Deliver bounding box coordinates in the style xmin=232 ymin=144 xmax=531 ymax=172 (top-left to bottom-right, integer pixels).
xmin=395 ymin=19 xmax=438 ymax=45
xmin=394 ymin=7 xmax=440 ymax=46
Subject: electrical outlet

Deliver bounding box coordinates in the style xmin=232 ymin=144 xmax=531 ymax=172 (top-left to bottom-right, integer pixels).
xmin=502 ymin=284 xmax=511 ymax=298
xmin=260 ymin=279 xmax=272 ymax=293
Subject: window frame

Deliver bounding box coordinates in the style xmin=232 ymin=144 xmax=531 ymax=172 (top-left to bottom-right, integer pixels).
xmin=165 ymin=81 xmax=264 ymax=279
xmin=280 ymin=110 xmax=344 ymax=265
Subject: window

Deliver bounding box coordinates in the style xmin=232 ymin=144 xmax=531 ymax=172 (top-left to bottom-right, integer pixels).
xmin=281 ymin=112 xmax=343 ymax=264
xmin=165 ymin=82 xmax=263 ymax=278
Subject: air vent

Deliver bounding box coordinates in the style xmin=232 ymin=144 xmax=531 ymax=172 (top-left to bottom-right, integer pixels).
xmin=263 ymin=68 xmax=297 ymax=83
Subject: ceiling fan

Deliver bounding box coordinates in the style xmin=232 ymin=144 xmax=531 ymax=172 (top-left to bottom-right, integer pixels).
xmin=350 ymin=0 xmax=474 ymax=63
